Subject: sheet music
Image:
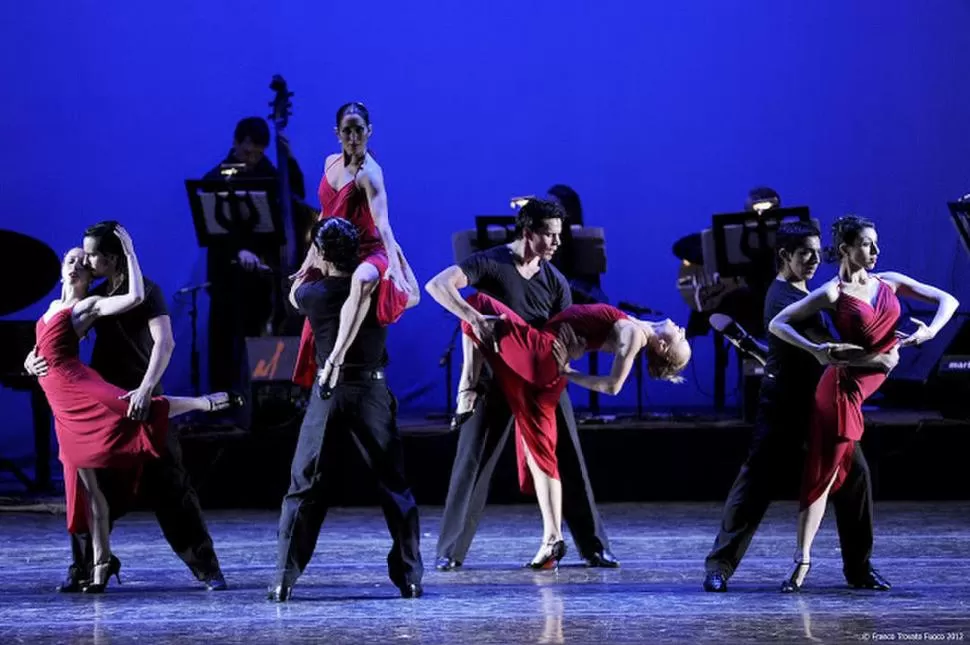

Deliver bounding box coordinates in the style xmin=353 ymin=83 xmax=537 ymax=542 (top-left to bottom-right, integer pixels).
xmin=198 ymin=190 xmax=275 ymax=235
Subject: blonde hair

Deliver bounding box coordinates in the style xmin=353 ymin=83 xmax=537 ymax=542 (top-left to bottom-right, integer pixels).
xmin=646 ymin=339 xmax=691 ymax=384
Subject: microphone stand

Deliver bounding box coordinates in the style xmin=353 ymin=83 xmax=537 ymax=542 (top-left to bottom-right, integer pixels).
xmin=177 ymin=282 xmax=210 ymax=396
xmin=635 ymin=350 xmax=644 ymax=419
xmin=427 ymin=321 xmax=462 ymax=420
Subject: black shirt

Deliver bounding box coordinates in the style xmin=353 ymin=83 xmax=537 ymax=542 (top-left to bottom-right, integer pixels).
xmin=459 ymin=245 xmax=572 ymax=327
xmin=762 ymin=279 xmax=828 ymax=396
xmin=90 ymin=276 xmax=169 ymax=395
xmin=297 ymin=277 xmax=387 ymax=371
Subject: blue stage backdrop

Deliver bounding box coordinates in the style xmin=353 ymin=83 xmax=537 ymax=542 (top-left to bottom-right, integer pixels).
xmin=2 ymin=1 xmax=969 ymax=460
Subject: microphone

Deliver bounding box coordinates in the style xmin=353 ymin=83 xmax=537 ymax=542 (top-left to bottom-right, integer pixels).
xmin=709 ymin=313 xmax=768 ymax=366
xmin=176 ymin=282 xmax=211 ymax=295
xmin=618 ymin=301 xmax=662 ymax=316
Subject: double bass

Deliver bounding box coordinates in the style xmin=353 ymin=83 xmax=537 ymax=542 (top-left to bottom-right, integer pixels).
xmin=269 ymin=75 xmax=297 ymax=276
xmin=267 ymin=75 xmax=315 ymax=334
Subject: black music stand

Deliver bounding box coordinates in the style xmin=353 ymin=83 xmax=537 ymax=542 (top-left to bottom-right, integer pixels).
xmin=708 ymin=206 xmax=812 ymax=413
xmin=185 ymin=178 xmax=284 ymax=248
xmin=709 ymin=206 xmax=812 ymax=278
xmin=185 ymin=178 xmax=283 ymax=416
xmin=475 ymin=215 xmax=518 ymax=251
xmin=947 ymin=201 xmax=970 ymax=256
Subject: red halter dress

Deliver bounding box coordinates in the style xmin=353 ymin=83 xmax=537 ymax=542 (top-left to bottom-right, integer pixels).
xmin=801 ymin=278 xmax=900 ymax=508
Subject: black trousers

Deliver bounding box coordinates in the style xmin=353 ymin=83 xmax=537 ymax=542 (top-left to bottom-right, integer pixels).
xmin=705 ymin=380 xmax=874 ymax=579
xmin=436 ymin=383 xmax=609 ymax=562
xmin=275 ymin=378 xmax=423 ymax=588
xmin=70 ymin=427 xmax=222 ymax=581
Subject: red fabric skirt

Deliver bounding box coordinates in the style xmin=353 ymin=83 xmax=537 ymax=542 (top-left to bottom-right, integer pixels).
xmin=461 ymin=293 xmax=564 ymax=494
xmin=801 ymin=366 xmax=886 ymax=509
xmin=40 ymin=359 xmax=169 ymax=533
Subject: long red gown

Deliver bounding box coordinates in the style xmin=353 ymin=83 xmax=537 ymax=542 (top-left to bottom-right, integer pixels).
xmin=462 ymin=293 xmax=627 ymax=493
xmin=292 ymin=162 xmax=410 ymax=387
xmin=35 ymin=307 xmax=169 ymax=533
xmin=801 ymin=278 xmax=900 ymax=508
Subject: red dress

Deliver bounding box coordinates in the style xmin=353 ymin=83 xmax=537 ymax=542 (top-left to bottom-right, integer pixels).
xmin=35 ymin=307 xmax=169 ymax=533
xmin=462 ymin=293 xmax=627 ymax=493
xmin=801 ymin=278 xmax=900 ymax=508
xmin=292 ymin=163 xmax=409 ymax=387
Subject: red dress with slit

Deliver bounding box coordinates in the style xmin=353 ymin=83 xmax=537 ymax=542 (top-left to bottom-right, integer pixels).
xmin=462 ymin=293 xmax=627 ymax=493
xmin=35 ymin=307 xmax=169 ymax=533
xmin=292 ymin=162 xmax=409 ymax=387
xmin=801 ymin=278 xmax=899 ymax=508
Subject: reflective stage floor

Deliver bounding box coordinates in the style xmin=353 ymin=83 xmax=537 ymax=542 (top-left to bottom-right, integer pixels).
xmin=1 ymin=502 xmax=968 ymax=643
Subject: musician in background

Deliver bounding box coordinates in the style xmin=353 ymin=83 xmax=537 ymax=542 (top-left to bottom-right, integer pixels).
xmin=546 ymin=184 xmax=609 ymax=305
xmin=203 ymin=117 xmax=311 ymax=427
xmin=674 ymin=186 xmax=782 ymax=339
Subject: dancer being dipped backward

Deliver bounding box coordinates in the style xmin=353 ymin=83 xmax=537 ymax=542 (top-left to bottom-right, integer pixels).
xmin=442 ymin=268 xmax=691 ymax=568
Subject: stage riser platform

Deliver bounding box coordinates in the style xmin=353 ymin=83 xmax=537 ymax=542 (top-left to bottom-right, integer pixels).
xmin=178 ymin=414 xmax=970 ymax=508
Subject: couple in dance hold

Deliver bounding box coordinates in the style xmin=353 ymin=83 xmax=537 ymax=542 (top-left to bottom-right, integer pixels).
xmin=703 ymin=216 xmax=957 ymax=593
xmin=425 ymin=198 xmax=692 ymax=569
xmin=32 ymin=223 xmax=239 ymax=593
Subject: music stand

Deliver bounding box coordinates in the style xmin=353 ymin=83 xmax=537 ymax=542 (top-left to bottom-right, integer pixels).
xmin=475 ymin=215 xmax=518 ymax=252
xmin=947 ymin=201 xmax=970 ymax=256
xmin=703 ymin=206 xmax=814 ymax=413
xmin=185 ymin=178 xmax=284 ymax=247
xmin=184 ymin=178 xmax=283 ymax=405
xmin=706 ymin=206 xmax=813 ymax=278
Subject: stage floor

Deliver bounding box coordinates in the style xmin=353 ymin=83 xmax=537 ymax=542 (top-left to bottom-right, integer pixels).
xmin=1 ymin=502 xmax=969 ymax=643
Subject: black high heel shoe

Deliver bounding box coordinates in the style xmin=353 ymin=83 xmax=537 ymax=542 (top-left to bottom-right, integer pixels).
xmin=525 ymin=540 xmax=567 ymax=570
xmin=205 ymin=392 xmax=245 ymax=412
xmin=83 ymin=557 xmax=122 ymax=594
xmin=781 ymin=559 xmax=811 ymax=593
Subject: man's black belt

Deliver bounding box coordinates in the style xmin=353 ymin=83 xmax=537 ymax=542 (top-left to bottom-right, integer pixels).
xmin=319 ymin=366 xmax=385 ymax=382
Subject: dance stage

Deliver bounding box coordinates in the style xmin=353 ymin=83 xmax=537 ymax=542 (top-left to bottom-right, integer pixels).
xmin=0 ymin=502 xmax=968 ymax=643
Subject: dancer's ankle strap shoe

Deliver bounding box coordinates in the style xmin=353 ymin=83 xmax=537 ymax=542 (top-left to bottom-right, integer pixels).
xmin=781 ymin=560 xmax=811 ymax=593
xmin=206 ymin=392 xmax=244 ymax=412
xmin=525 ymin=540 xmax=567 ymax=570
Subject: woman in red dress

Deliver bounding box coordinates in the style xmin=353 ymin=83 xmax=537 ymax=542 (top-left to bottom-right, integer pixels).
xmin=769 ymin=215 xmax=958 ymax=591
xmin=451 ymin=293 xmax=691 ymax=568
xmin=37 ymin=227 xmax=239 ymax=593
xmin=292 ymin=102 xmax=419 ymax=393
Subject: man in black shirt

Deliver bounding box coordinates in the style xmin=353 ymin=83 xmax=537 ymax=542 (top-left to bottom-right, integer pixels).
xmin=25 ymin=221 xmax=226 ymax=592
xmin=269 ymin=218 xmax=423 ymax=602
xmin=425 ymin=198 xmax=616 ymax=570
xmin=703 ymin=222 xmax=893 ymax=592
